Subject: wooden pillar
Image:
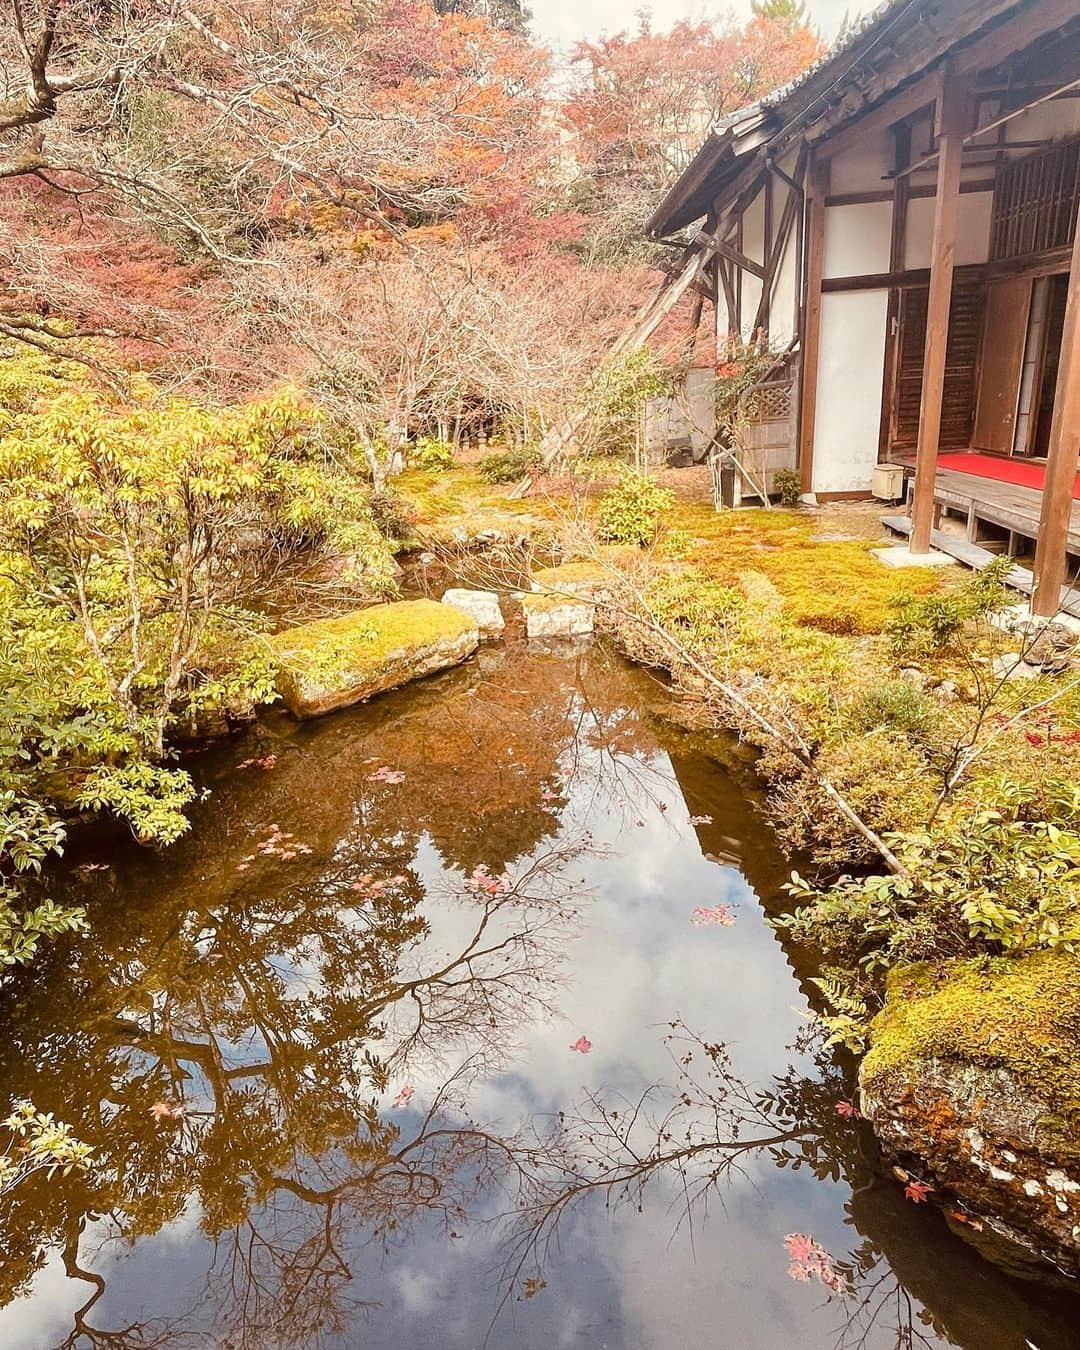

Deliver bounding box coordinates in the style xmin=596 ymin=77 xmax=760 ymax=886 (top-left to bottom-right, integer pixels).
xmin=797 ymin=154 xmax=828 ymax=494
xmin=909 ymin=71 xmax=970 ymax=553
xmin=1031 ymin=205 xmax=1080 ymax=617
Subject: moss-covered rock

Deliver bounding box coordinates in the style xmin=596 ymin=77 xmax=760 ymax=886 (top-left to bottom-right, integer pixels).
xmin=530 ymin=561 xmax=614 ymax=602
xmin=860 ymin=952 xmax=1080 ymax=1278
xmin=270 ymin=600 xmax=479 ymax=718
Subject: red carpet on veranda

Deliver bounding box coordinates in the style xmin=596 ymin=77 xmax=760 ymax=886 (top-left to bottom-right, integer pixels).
xmin=936 ymin=452 xmax=1080 ymax=501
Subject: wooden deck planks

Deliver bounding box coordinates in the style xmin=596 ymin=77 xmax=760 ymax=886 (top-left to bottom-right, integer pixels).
xmin=880 ymin=513 xmax=1080 ymax=618
xmin=906 ymin=467 xmax=1080 ymax=552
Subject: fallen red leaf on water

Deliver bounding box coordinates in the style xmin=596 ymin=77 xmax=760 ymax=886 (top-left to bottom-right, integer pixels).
xmin=149 ymin=1100 xmax=185 ymax=1123
xmin=690 ymin=904 xmax=735 ymax=928
xmin=392 ymin=1085 xmax=414 ymax=1109
xmin=238 ymin=754 xmax=278 ymax=770
xmin=467 ymin=864 xmax=507 ymax=895
xmin=783 ymin=1233 xmax=849 ymax=1294
xmin=784 ymin=1233 xmax=817 ymax=1262
xmin=569 ymin=1036 xmax=592 ymax=1054
xmin=904 ymin=1179 xmax=934 ymax=1203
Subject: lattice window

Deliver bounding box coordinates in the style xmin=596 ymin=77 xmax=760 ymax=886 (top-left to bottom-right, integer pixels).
xmin=990 ymin=136 xmax=1080 ymax=262
xmin=747 ymin=381 xmax=793 ymax=423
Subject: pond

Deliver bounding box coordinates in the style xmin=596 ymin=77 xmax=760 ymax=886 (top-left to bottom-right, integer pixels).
xmin=0 ymin=621 xmax=1078 ymax=1350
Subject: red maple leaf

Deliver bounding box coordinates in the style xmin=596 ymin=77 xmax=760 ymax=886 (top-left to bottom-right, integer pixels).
xmin=904 ymin=1179 xmax=934 ymax=1203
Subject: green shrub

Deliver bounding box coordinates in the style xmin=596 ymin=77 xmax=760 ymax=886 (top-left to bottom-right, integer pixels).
xmin=886 ymin=557 xmax=1012 ymax=656
xmin=846 ymin=680 xmax=932 ymax=736
xmin=774 ymin=785 xmax=1080 ymax=1046
xmin=597 ymin=471 xmax=675 ymax=546
xmin=772 ymin=468 xmax=802 ymax=506
xmin=477 ymin=446 xmax=542 ymax=484
xmin=410 ymin=436 xmax=454 ymax=472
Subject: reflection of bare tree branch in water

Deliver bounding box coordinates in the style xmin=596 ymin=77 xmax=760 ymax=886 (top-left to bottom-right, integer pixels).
xmin=829 ymin=1250 xmax=942 ymax=1350
xmin=493 ymin=1023 xmax=816 ymax=1306
xmin=32 ymin=843 xmax=591 ymax=1350
xmin=57 ymin=1216 xmax=193 ymax=1349
xmin=485 ymin=1022 xmax=949 ymax=1350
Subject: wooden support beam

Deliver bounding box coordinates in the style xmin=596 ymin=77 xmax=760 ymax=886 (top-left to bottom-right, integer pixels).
xmin=889 ymin=73 xmax=1080 ymax=180
xmin=1032 ymin=204 xmax=1080 ymax=616
xmin=811 ymin=0 xmax=1079 ymax=165
xmin=797 ymin=154 xmax=827 ymax=495
xmin=707 ymin=235 xmax=767 ymax=281
xmin=910 ymin=71 xmax=971 ymax=554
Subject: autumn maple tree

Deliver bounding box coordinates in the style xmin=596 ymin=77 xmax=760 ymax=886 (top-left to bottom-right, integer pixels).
xmin=566 ymin=11 xmax=823 ymax=256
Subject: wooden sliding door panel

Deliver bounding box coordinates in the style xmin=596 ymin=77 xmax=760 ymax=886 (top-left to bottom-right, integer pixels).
xmin=973 ymin=276 xmax=1031 ymax=453
xmin=891 ymin=282 xmax=986 ymax=451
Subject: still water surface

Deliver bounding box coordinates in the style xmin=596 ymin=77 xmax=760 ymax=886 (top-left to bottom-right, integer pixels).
xmin=0 ymin=626 xmax=1078 ymax=1349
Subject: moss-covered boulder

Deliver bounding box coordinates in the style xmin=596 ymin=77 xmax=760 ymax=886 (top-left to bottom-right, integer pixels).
xmin=860 ymin=952 xmax=1080 ymax=1277
xmin=270 ymin=600 xmax=479 ymax=718
xmin=530 ymin=561 xmax=615 ymax=602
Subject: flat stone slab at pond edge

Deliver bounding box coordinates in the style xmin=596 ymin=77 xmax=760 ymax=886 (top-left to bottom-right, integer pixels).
xmin=270 ymin=599 xmax=479 ymax=718
xmin=441 ymin=588 xmax=505 ymax=635
xmin=521 ymin=591 xmax=595 ymax=638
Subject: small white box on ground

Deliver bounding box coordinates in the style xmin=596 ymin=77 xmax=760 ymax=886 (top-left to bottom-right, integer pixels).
xmin=871 ymin=464 xmax=906 ymax=501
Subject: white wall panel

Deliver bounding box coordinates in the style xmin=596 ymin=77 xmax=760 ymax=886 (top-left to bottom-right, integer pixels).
xmin=905 ymin=190 xmax=993 ymax=269
xmin=770 ymin=226 xmax=798 ymax=347
xmin=824 ymin=202 xmax=892 ymax=278
xmin=828 ymin=132 xmax=893 ymax=194
xmin=812 ymin=290 xmax=889 ymax=494
xmin=742 ymin=189 xmax=766 ymax=265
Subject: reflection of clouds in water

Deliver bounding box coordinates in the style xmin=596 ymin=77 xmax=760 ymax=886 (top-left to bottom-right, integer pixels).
xmin=0 ymin=1251 xmax=86 ymax=1346
xmin=0 ymin=1204 xmax=207 ymax=1347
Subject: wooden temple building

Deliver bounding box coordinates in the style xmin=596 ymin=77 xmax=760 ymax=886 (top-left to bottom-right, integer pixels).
xmin=646 ymin=0 xmax=1080 ymax=616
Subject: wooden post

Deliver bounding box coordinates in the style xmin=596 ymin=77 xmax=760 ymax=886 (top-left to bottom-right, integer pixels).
xmin=878 ymin=124 xmax=910 ymax=459
xmin=798 ymin=154 xmax=827 ymax=494
xmin=1031 ymin=204 xmax=1080 ymax=617
xmin=909 ymin=71 xmax=970 ymax=553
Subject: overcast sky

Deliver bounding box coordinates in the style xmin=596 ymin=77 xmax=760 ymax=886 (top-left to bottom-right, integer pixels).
xmin=531 ymin=0 xmax=857 ymax=58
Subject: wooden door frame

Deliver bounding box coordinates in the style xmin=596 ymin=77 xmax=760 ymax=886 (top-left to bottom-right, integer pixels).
xmin=1021 ymin=269 xmax=1071 ymax=458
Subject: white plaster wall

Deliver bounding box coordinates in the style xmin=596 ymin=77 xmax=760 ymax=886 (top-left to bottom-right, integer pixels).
xmin=823 ymin=201 xmax=892 ymax=277
xmin=770 ymin=224 xmax=798 ymax=347
xmin=740 ymin=187 xmax=766 ymax=337
xmin=715 ymin=282 xmax=730 ymax=345
xmin=904 ymin=190 xmax=992 ymax=269
xmin=828 ymin=131 xmax=893 ymax=194
xmin=957 ymin=191 xmax=993 ymax=264
xmin=741 ymin=272 xmax=763 ymax=338
xmin=1004 ymin=99 xmax=1080 ymax=144
xmin=812 ymin=289 xmax=889 ymax=494
xmin=742 ymin=189 xmax=766 ymax=265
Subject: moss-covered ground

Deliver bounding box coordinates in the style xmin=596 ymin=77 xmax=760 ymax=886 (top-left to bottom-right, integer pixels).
xmin=393 ymin=465 xmax=1080 ymax=850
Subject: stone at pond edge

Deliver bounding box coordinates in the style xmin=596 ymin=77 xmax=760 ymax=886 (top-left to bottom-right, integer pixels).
xmin=270 ymin=599 xmax=479 ymax=718
xmin=441 ymin=588 xmax=505 ymax=635
xmin=859 ymin=952 xmax=1080 ymax=1279
xmin=529 ymin=560 xmax=615 ymax=603
xmin=521 ymin=592 xmax=594 ymax=639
